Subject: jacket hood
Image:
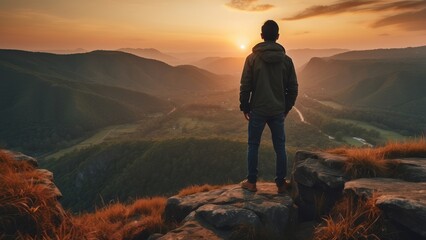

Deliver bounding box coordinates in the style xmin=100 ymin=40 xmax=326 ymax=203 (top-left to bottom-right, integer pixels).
xmin=252 ymin=42 xmax=286 ymax=63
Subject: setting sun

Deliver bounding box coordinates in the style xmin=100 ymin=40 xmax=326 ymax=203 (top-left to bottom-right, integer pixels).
xmin=239 ymin=44 xmax=246 ymax=50
xmin=1 ymin=0 xmax=424 ymax=53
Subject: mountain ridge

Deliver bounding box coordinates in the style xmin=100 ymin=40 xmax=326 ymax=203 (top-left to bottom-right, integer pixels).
xmin=0 ymin=50 xmax=177 ymax=154
xmin=0 ymin=49 xmax=236 ymax=97
xmin=299 ymin=47 xmax=426 ymax=118
xmin=117 ymin=47 xmax=180 ymax=65
xmin=329 ymin=45 xmax=426 ymax=60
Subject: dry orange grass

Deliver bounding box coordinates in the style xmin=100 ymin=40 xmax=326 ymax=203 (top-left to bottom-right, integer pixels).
xmin=341 ymin=149 xmax=388 ymax=178
xmin=314 ymin=195 xmax=383 ymax=240
xmin=327 ymin=137 xmax=426 ymax=178
xmin=74 ymin=197 xmax=169 ymax=240
xmin=177 ymin=184 xmax=220 ymax=197
xmin=377 ymin=137 xmax=426 ymax=158
xmin=73 ymin=185 xmax=220 ymax=239
xmin=0 ymin=149 xmax=87 ymax=239
xmin=1 ymin=149 xmax=171 ymax=240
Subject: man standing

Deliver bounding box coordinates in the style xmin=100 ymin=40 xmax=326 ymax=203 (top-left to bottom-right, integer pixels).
xmin=240 ymin=20 xmax=298 ymax=193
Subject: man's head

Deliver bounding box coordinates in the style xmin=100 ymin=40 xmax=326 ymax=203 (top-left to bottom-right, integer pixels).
xmin=261 ymin=20 xmax=279 ymax=42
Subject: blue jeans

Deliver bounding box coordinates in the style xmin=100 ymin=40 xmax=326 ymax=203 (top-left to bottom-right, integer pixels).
xmin=247 ymin=112 xmax=287 ymax=185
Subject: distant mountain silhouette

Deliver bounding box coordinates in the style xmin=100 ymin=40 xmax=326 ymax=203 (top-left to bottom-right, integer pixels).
xmin=287 ymin=48 xmax=349 ymax=68
xmin=40 ymin=48 xmax=87 ymax=54
xmin=118 ymin=48 xmax=180 ymax=65
xmin=329 ymin=45 xmax=426 ymax=60
xmin=193 ymin=48 xmax=349 ymax=76
xmin=299 ymin=46 xmax=426 ymax=117
xmin=0 ymin=50 xmax=235 ymax=98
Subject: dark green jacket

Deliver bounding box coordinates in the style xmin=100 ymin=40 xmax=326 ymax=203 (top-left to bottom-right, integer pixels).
xmin=239 ymin=41 xmax=298 ymax=116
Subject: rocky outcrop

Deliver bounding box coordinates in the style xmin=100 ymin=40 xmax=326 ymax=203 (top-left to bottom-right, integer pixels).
xmin=392 ymin=158 xmax=426 ymax=182
xmin=160 ymin=183 xmax=296 ymax=240
xmin=8 ymin=150 xmax=62 ymax=199
xmin=292 ymin=151 xmax=349 ymax=220
xmin=0 ymin=150 xmax=66 ymax=238
xmin=157 ymin=152 xmax=426 ymax=239
xmin=34 ymin=168 xmax=63 ymax=199
xmin=345 ymin=178 xmax=426 ymax=238
xmin=3 ymin=149 xmax=38 ymax=167
xmin=293 ymin=150 xmax=426 ymax=239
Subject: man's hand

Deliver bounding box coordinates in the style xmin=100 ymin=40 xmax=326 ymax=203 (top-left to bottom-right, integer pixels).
xmin=244 ymin=112 xmax=250 ymax=121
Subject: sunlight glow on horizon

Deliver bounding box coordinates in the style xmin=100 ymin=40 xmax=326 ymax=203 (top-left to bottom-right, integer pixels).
xmin=0 ymin=0 xmax=425 ymax=55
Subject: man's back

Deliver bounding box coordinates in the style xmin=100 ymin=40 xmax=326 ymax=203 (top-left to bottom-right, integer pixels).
xmin=240 ymin=41 xmax=298 ymax=117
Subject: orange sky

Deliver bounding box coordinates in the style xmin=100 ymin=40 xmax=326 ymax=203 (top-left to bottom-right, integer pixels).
xmin=0 ymin=0 xmax=425 ymax=56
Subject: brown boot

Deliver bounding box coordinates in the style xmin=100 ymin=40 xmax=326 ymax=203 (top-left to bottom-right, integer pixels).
xmin=240 ymin=179 xmax=257 ymax=192
xmin=277 ymin=180 xmax=291 ymax=194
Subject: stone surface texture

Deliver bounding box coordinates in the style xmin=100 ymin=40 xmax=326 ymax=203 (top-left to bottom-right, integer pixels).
xmin=160 ymin=183 xmax=296 ymax=240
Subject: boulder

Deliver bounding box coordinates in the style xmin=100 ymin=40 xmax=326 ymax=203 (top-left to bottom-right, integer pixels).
xmin=4 ymin=150 xmax=38 ymax=167
xmin=162 ymin=183 xmax=295 ymax=240
xmin=292 ymin=151 xmax=349 ymax=220
xmin=33 ymin=169 xmax=63 ymax=199
xmin=392 ymin=158 xmax=426 ymax=182
xmin=344 ymin=178 xmax=426 ymax=238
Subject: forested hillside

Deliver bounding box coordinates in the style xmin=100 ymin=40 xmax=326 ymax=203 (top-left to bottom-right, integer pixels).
xmin=44 ymin=138 xmax=277 ymax=211
xmin=0 ymin=59 xmax=171 ymax=155
xmin=0 ymin=49 xmax=238 ymax=154
xmin=299 ymin=46 xmax=426 ymax=118
xmin=0 ymin=50 xmax=236 ymax=97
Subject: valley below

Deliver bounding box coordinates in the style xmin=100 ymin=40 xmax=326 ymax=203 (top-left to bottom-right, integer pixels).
xmin=1 ymin=46 xmax=425 ymax=214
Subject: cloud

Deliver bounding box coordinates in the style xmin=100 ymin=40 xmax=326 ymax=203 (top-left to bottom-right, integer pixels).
xmin=372 ymin=8 xmax=426 ymax=31
xmin=283 ymin=0 xmax=426 ymax=31
xmin=282 ymin=0 xmax=376 ymax=20
xmin=226 ymin=0 xmax=274 ymax=12
xmin=293 ymin=31 xmax=311 ymax=36
xmin=370 ymin=0 xmax=426 ymax=11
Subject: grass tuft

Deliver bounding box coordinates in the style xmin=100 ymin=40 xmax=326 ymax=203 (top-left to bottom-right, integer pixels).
xmin=344 ymin=149 xmax=388 ymax=178
xmin=74 ymin=197 xmax=169 ymax=240
xmin=327 ymin=137 xmax=425 ymax=178
xmin=314 ymin=195 xmax=383 ymax=240
xmin=377 ymin=137 xmax=426 ymax=158
xmin=177 ymin=184 xmax=220 ymax=197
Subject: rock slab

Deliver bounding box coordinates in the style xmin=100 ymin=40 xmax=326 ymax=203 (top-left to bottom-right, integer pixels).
xmin=160 ymin=183 xmax=295 ymax=240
